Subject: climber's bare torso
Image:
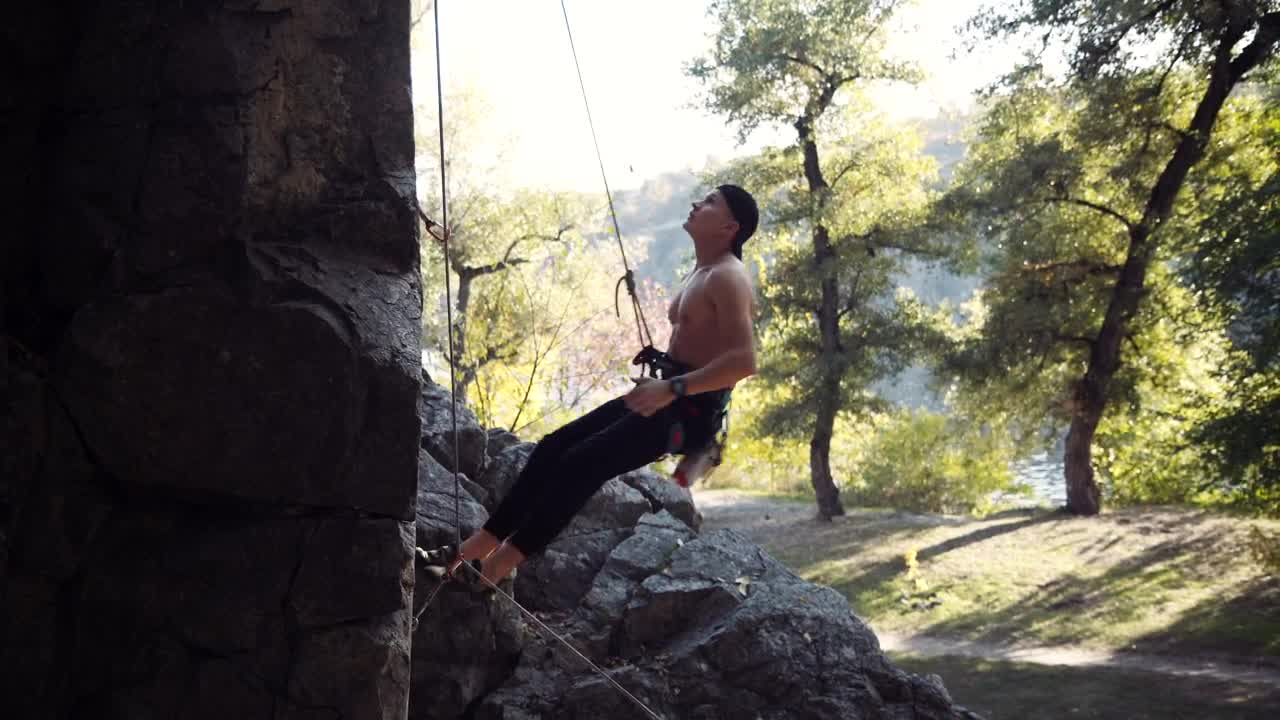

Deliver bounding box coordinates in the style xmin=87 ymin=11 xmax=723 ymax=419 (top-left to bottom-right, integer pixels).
xmin=666 ymin=255 xmax=754 ymax=375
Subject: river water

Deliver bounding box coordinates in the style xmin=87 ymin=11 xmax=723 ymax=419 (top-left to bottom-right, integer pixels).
xmin=1009 ymin=452 xmax=1067 ymax=506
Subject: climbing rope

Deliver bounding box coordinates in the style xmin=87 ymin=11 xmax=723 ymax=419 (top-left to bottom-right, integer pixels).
xmin=418 ymin=6 xmax=666 ymax=720
xmin=559 ymin=0 xmax=655 ymax=355
xmin=432 ymin=0 xmax=462 ymax=559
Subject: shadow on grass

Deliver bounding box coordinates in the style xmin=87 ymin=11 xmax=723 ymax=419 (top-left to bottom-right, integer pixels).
xmin=1128 ymin=577 xmax=1280 ymax=659
xmin=896 ymin=521 xmax=1280 ymax=657
xmin=913 ymin=511 xmax=1057 ymax=563
xmin=815 ymin=511 xmax=1060 ymax=604
xmin=894 ymin=653 xmax=1280 ymax=720
xmin=769 ymin=525 xmax=924 ymax=570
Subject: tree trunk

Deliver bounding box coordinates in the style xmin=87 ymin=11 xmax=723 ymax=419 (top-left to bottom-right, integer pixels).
xmin=1063 ymin=411 xmax=1101 ymax=515
xmin=810 ymin=351 xmax=846 ymax=520
xmin=1061 ymin=17 xmax=1278 ymax=514
xmin=797 ymin=98 xmax=847 ymax=520
xmin=452 ymin=268 xmax=475 ymax=396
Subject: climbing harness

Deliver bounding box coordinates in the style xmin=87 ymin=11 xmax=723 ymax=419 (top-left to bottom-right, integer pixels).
xmin=413 ymin=5 xmax=667 ymax=719
xmin=631 ymin=344 xmax=733 ymax=484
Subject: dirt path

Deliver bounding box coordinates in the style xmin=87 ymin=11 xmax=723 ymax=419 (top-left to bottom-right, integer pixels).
xmin=694 ymin=489 xmax=1280 ymax=688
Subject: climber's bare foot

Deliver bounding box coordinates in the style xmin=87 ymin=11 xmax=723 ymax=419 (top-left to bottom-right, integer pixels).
xmin=449 ymin=529 xmax=500 ymax=575
xmin=480 ymin=542 xmax=526 ymax=585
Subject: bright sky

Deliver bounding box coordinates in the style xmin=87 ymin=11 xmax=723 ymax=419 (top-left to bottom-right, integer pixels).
xmin=411 ymin=0 xmax=1019 ymax=193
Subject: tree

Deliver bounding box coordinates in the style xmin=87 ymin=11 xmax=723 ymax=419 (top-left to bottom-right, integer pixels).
xmin=413 ymin=85 xmax=607 ymax=403
xmin=957 ymin=0 xmax=1280 ymax=515
xmin=689 ymin=0 xmax=951 ymax=519
xmin=413 ymin=82 xmax=678 ymax=435
xmin=470 ymin=259 xmax=672 ymax=435
xmin=427 ymin=190 xmax=593 ymax=397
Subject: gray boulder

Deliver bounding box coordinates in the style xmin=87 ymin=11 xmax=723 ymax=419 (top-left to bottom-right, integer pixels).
xmin=486 ymin=427 xmax=524 ymax=456
xmin=414 ymin=399 xmax=980 ymax=720
xmin=514 ymin=479 xmax=652 ymax=612
xmin=619 ymin=467 xmax=702 ymax=531
xmin=421 ymin=380 xmax=488 ymax=481
xmin=476 ymin=528 xmax=980 ymax=719
xmin=410 ymin=450 xmax=525 ymax=720
xmin=409 ymin=572 xmax=524 ymax=720
xmin=568 ymin=511 xmax=696 ymax=657
xmin=475 ymin=442 xmax=535 ymax=512
xmin=415 ymin=450 xmax=488 ymax=550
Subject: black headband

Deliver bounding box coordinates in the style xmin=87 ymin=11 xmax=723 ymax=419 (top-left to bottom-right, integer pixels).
xmin=717 ymin=184 xmax=759 ymax=258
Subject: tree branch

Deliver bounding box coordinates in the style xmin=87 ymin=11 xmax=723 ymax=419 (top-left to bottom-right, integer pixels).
xmin=1040 ymin=196 xmax=1136 ymax=230
xmin=1231 ymin=12 xmax=1280 ymax=81
xmin=832 ymin=227 xmax=950 ymax=260
xmin=455 ymin=222 xmax=572 ymax=281
xmin=410 ymin=1 xmax=433 ymax=30
xmin=774 ymin=54 xmax=827 ymax=76
xmin=461 ymin=257 xmax=529 ymax=280
xmin=1076 ymin=0 xmax=1179 ymax=75
xmin=1020 ymin=259 xmax=1123 ymax=277
xmin=1054 ymin=333 xmax=1096 ymax=347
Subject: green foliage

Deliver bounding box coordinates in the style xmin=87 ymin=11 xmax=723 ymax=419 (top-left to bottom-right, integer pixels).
xmin=1192 ymin=374 xmax=1280 ymax=514
xmin=703 ymin=103 xmax=957 ymax=435
xmin=717 ymin=388 xmax=1029 ymax=515
xmin=688 ymin=0 xmax=919 ymax=142
xmin=467 ymin=243 xmax=670 ymax=436
xmin=1178 ymin=99 xmax=1280 ymax=511
xmin=847 ymin=409 xmax=1028 ymax=515
xmin=971 ymin=0 xmax=1280 ymax=81
xmin=940 ymin=52 xmax=1280 ymax=512
xmin=1089 ymin=264 xmax=1236 ymax=506
xmin=689 ymin=0 xmax=971 ymax=515
xmin=707 ymin=375 xmax=809 ymax=494
xmin=1247 ymin=526 xmax=1280 ymax=576
xmin=940 ymin=69 xmax=1183 ymax=426
xmin=415 ymin=84 xmax=662 ymax=435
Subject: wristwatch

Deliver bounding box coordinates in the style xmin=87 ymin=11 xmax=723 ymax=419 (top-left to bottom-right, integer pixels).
xmin=669 ymin=377 xmax=688 ymax=398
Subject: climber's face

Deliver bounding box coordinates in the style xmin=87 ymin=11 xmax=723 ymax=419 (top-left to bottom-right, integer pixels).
xmin=683 ymin=190 xmax=739 ymax=250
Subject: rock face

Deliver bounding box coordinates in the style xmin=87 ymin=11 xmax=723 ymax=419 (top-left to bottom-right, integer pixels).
xmin=2 ymin=3 xmax=421 ymax=720
xmin=413 ymin=381 xmax=982 ymax=720
xmin=422 ymin=379 xmax=490 ymax=482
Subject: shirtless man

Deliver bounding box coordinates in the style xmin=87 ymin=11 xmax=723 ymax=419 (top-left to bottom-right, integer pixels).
xmin=439 ymin=184 xmax=759 ymax=587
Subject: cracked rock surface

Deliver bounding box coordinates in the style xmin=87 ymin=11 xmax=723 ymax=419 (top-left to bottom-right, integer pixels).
xmin=2 ymin=2 xmax=420 ymax=719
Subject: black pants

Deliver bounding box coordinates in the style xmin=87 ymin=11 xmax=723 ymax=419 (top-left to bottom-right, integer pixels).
xmin=483 ymin=386 xmax=726 ymax=556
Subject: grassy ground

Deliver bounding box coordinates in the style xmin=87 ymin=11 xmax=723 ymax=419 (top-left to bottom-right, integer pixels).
xmin=696 ymin=490 xmax=1280 ymax=660
xmin=891 ymin=653 xmax=1280 ymax=720
xmin=695 ymin=490 xmax=1280 ymax=718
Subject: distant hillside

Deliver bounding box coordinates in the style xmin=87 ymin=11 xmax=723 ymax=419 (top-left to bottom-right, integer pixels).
xmin=613 ymin=170 xmax=703 ymax=285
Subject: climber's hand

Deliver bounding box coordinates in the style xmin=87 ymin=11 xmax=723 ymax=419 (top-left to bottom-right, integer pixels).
xmin=624 ymin=377 xmax=675 ymax=417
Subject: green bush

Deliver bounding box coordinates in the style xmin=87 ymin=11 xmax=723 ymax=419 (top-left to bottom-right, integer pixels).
xmin=1096 ymin=411 xmax=1211 ymax=507
xmin=712 ymin=432 xmax=813 ymax=495
xmin=847 ymin=410 xmax=1029 ymax=515
xmin=1247 ymin=526 xmax=1280 ymax=576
